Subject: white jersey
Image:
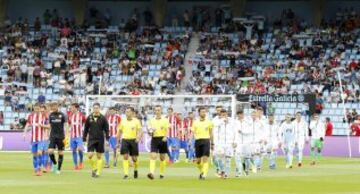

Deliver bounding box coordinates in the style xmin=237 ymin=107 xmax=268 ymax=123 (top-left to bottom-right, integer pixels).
xmin=247 ymin=118 xmax=264 ymax=144
xmin=309 ymin=119 xmax=326 ymax=140
xmin=213 ymin=117 xmax=235 ymax=147
xmin=279 ymin=121 xmax=296 ymax=144
xmin=293 ymin=119 xmax=309 ymax=144
xmin=264 ymin=121 xmax=280 ymax=145
xmin=234 ymin=118 xmax=251 ymax=145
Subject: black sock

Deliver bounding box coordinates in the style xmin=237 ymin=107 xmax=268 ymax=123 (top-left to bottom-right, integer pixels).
xmin=58 ymin=155 xmax=64 ymax=171
xmin=242 ymin=162 xmax=246 ymax=171
xmin=49 ymin=154 xmax=57 ymax=165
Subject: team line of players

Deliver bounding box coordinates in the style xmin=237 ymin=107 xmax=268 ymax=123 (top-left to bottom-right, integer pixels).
xmin=23 ymin=102 xmax=326 ymax=180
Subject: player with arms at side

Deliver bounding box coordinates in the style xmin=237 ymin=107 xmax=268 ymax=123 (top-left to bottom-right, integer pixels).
xmin=105 ymin=107 xmax=121 ymax=168
xmin=166 ymin=107 xmax=180 ymax=164
xmin=40 ymin=104 xmax=51 ymax=173
xmin=309 ymin=113 xmax=326 ymax=165
xmin=83 ymin=103 xmax=109 ymax=178
xmin=213 ymin=109 xmax=235 ymax=179
xmin=183 ymin=112 xmax=195 ymax=163
xmin=42 ymin=102 xmax=67 ymax=175
xmin=212 ymin=106 xmax=223 ymax=175
xmin=23 ymin=103 xmax=48 ymax=176
xmin=147 ymin=105 xmax=169 ymax=180
xmin=191 ymin=107 xmax=214 ymax=180
xmin=293 ymin=112 xmax=309 ymax=167
xmin=263 ymin=114 xmax=280 ymax=169
xmin=279 ymin=114 xmax=296 ymax=169
xmin=233 ymin=110 xmax=252 ymax=177
xmin=117 ymin=107 xmax=142 ymax=179
xmin=68 ymin=103 xmax=86 ymax=170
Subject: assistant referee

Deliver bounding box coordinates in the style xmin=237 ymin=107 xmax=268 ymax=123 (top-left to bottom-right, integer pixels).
xmin=83 ymin=102 xmax=109 ymax=178
xmin=191 ymin=107 xmax=214 ymax=180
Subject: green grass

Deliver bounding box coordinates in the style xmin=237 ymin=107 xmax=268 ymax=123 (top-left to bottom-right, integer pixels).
xmin=0 ymin=152 xmax=360 ymax=194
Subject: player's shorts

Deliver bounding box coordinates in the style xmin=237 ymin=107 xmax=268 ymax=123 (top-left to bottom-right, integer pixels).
xmin=49 ymin=137 xmax=65 ymax=151
xmin=87 ymin=140 xmax=105 ymax=153
xmin=282 ymin=141 xmax=295 ymax=151
xmin=251 ymin=143 xmax=261 ymax=154
xmin=265 ymin=142 xmax=278 ymax=153
xmin=108 ymin=137 xmax=117 ymax=150
xmin=42 ymin=140 xmax=49 ymax=151
xmin=120 ymin=139 xmax=139 ymax=156
xmin=70 ymin=137 xmax=84 ymax=150
xmin=195 ymin=139 xmax=210 ymax=158
xmin=151 ymin=137 xmax=168 ymax=154
xmin=167 ymin=137 xmax=180 ymax=149
xmin=180 ymin=140 xmax=188 ymax=150
xmin=235 ymin=143 xmax=252 ymax=158
xmin=213 ymin=145 xmax=233 ymax=157
xmin=311 ymin=139 xmax=323 ymax=149
xmin=31 ymin=141 xmax=45 ymax=153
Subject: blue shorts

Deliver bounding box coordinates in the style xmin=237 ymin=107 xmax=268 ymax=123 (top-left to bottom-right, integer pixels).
xmin=109 ymin=137 xmax=117 ymax=150
xmin=70 ymin=137 xmax=84 ymax=150
xmin=167 ymin=137 xmax=180 ymax=149
xmin=31 ymin=141 xmax=45 ymax=153
xmin=42 ymin=140 xmax=49 ymax=151
xmin=180 ymin=140 xmax=188 ymax=150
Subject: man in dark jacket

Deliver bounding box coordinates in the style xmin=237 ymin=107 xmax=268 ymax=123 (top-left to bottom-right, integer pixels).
xmin=83 ymin=102 xmax=109 ymax=178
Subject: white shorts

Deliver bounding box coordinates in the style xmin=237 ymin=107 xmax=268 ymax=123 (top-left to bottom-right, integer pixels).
xmin=251 ymin=143 xmax=261 ymax=154
xmin=213 ymin=145 xmax=234 ymax=157
xmin=264 ymin=142 xmax=278 ymax=153
xmin=235 ymin=143 xmax=252 ymax=158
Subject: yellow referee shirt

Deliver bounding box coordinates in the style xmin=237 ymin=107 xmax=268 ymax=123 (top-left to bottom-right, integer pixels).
xmin=148 ymin=117 xmax=169 ymax=137
xmin=118 ymin=118 xmax=142 ymax=139
xmin=191 ymin=119 xmax=214 ymax=140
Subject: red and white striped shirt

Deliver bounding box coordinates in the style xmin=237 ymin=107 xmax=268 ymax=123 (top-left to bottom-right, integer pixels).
xmin=68 ymin=111 xmax=86 ymax=138
xmin=167 ymin=114 xmax=180 ymax=138
xmin=180 ymin=118 xmax=193 ymax=141
xmin=107 ymin=114 xmax=121 ymax=137
xmin=27 ymin=112 xmax=48 ymax=142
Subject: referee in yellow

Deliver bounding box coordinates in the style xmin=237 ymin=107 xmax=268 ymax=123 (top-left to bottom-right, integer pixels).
xmin=147 ymin=105 xmax=170 ymax=180
xmin=191 ymin=107 xmax=214 ymax=180
xmin=117 ymin=107 xmax=142 ymax=179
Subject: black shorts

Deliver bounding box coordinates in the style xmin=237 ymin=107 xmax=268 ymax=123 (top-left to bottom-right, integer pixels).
xmin=120 ymin=139 xmax=139 ymax=156
xmin=88 ymin=140 xmax=105 ymax=153
xmin=195 ymin=139 xmax=210 ymax=158
xmin=151 ymin=137 xmax=168 ymax=154
xmin=49 ymin=137 xmax=65 ymax=151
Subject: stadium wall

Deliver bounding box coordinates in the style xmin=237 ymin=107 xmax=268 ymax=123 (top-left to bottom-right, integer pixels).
xmin=6 ymin=0 xmax=360 ymax=24
xmin=1 ymin=131 xmax=359 ymax=157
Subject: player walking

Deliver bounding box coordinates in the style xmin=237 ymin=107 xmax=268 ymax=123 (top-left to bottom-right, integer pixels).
xmin=309 ymin=113 xmax=326 ymax=165
xmin=68 ymin=103 xmax=86 ymax=170
xmin=213 ymin=109 xmax=235 ymax=179
xmin=293 ymin=112 xmax=309 ymax=167
xmin=105 ymin=107 xmax=121 ymax=168
xmin=44 ymin=103 xmax=67 ymax=175
xmin=279 ymin=114 xmax=296 ymax=169
xmin=263 ymin=114 xmax=280 ymax=169
xmin=23 ymin=103 xmax=48 ymax=176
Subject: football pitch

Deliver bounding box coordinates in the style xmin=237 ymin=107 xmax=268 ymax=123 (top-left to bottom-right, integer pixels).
xmin=0 ymin=152 xmax=360 ymax=194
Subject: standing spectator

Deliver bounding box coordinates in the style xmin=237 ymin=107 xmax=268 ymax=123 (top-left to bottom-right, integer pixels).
xmin=0 ymin=111 xmax=4 ymax=125
xmin=183 ymin=10 xmax=190 ymax=28
xmin=325 ymin=117 xmax=333 ymax=136
xmin=20 ymin=63 xmax=28 ymax=83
